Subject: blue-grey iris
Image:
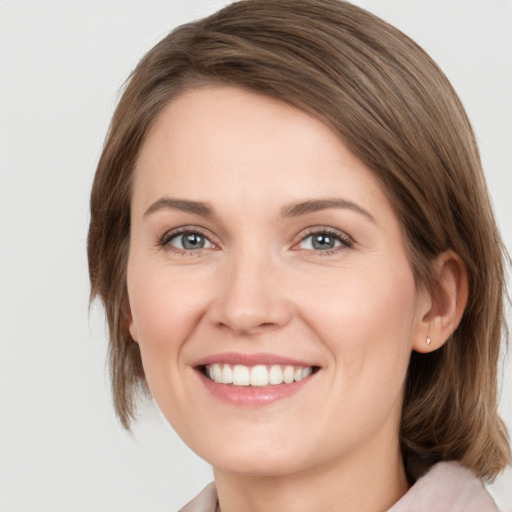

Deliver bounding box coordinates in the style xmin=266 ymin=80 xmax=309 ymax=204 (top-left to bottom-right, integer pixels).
xmin=312 ymin=234 xmax=335 ymax=250
xmin=182 ymin=233 xmax=205 ymax=250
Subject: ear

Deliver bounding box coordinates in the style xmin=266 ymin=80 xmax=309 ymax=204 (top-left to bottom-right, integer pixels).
xmin=124 ymin=303 xmax=139 ymax=343
xmin=128 ymin=317 xmax=139 ymax=343
xmin=412 ymin=250 xmax=468 ymax=353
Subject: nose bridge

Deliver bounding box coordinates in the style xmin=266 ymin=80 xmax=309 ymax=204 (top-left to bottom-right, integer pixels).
xmin=211 ymin=240 xmax=291 ymax=334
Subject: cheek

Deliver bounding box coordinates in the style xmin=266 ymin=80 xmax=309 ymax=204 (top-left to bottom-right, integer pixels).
xmin=296 ymin=261 xmax=417 ymax=383
xmin=126 ymin=261 xmax=216 ymax=424
xmin=127 ymin=261 xmax=206 ymax=373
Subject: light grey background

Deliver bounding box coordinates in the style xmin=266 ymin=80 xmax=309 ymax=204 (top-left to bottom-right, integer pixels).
xmin=0 ymin=1 xmax=510 ymax=510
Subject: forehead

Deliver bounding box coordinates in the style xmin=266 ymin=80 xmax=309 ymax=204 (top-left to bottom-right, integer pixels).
xmin=132 ymin=85 xmax=393 ymax=222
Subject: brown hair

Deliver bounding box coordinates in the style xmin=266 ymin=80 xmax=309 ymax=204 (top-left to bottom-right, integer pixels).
xmin=88 ymin=0 xmax=510 ymax=479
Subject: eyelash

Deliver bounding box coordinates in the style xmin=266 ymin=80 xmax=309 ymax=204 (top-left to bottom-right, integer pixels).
xmin=294 ymin=227 xmax=354 ymax=255
xmin=157 ymin=226 xmax=354 ymax=256
xmin=158 ymin=227 xmax=215 ymax=256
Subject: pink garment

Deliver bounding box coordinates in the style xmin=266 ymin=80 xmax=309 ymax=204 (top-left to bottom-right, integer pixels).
xmin=179 ymin=462 xmax=497 ymax=511
xmin=388 ymin=462 xmax=497 ymax=512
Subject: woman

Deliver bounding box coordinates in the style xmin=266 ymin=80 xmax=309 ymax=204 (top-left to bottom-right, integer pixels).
xmin=87 ymin=0 xmax=510 ymax=510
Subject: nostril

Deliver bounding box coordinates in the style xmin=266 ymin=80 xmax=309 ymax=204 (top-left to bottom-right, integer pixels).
xmin=258 ymin=322 xmax=281 ymax=331
xmin=215 ymin=319 xmax=282 ymax=336
xmin=206 ymin=274 xmax=294 ymax=334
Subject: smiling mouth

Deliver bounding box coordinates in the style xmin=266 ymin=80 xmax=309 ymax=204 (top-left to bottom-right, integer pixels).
xmin=201 ymin=364 xmax=319 ymax=387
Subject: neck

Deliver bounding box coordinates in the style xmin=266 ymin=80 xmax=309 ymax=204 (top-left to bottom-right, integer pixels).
xmin=213 ymin=434 xmax=409 ymax=512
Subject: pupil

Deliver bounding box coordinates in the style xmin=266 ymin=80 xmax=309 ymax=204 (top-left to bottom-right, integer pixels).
xmin=182 ymin=233 xmax=204 ymax=250
xmin=312 ymin=234 xmax=334 ymax=250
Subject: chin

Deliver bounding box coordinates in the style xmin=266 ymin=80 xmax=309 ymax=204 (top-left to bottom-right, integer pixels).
xmin=210 ymin=451 xmax=306 ymax=477
xmin=185 ymin=429 xmax=311 ymax=477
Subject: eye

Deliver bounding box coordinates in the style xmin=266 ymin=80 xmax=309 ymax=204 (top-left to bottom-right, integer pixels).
xmin=296 ymin=228 xmax=353 ymax=252
xmin=161 ymin=229 xmax=215 ymax=252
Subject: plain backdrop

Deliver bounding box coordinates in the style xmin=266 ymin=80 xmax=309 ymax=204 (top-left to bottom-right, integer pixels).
xmin=0 ymin=1 xmax=511 ymax=510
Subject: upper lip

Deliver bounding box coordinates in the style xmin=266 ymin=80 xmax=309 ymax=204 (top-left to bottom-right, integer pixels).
xmin=192 ymin=352 xmax=317 ymax=368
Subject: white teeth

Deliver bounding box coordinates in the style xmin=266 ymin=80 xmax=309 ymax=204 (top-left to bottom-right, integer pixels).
xmin=250 ymin=365 xmax=269 ymax=386
xmin=205 ymin=363 xmax=314 ymax=386
xmin=232 ymin=365 xmax=250 ymax=386
xmin=221 ymin=365 xmax=233 ymax=384
xmin=283 ymin=365 xmax=295 ymax=384
xmin=302 ymin=367 xmax=312 ymax=379
xmin=268 ymin=365 xmax=284 ymax=385
xmin=213 ymin=364 xmax=223 ymax=383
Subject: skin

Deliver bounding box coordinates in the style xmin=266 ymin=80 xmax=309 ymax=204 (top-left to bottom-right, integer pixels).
xmin=127 ymin=86 xmax=467 ymax=512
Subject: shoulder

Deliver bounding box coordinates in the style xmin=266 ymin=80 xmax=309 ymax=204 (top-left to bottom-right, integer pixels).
xmin=388 ymin=461 xmax=498 ymax=512
xmin=177 ymin=463 xmax=497 ymax=512
xmin=178 ymin=482 xmax=218 ymax=512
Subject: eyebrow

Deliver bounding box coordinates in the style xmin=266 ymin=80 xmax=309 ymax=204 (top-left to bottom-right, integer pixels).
xmin=144 ymin=198 xmax=215 ymax=218
xmin=143 ymin=196 xmax=375 ymax=223
xmin=280 ymin=198 xmax=375 ymax=223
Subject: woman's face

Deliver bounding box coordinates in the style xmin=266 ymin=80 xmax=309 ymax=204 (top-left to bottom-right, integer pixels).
xmin=127 ymin=86 xmax=428 ymax=476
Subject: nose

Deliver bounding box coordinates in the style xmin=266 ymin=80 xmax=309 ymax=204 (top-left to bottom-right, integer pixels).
xmin=207 ymin=247 xmax=293 ymax=336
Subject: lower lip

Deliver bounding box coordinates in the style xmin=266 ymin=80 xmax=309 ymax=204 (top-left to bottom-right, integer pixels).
xmin=197 ymin=370 xmax=315 ymax=407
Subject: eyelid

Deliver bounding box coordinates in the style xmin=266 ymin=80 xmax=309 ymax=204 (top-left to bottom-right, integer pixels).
xmin=158 ymin=225 xmax=218 ymax=253
xmin=292 ymin=226 xmax=354 ymax=253
xmin=156 ymin=225 xmax=353 ymax=256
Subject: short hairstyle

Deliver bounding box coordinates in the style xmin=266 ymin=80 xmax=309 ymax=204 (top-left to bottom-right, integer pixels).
xmin=88 ymin=0 xmax=510 ymax=479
